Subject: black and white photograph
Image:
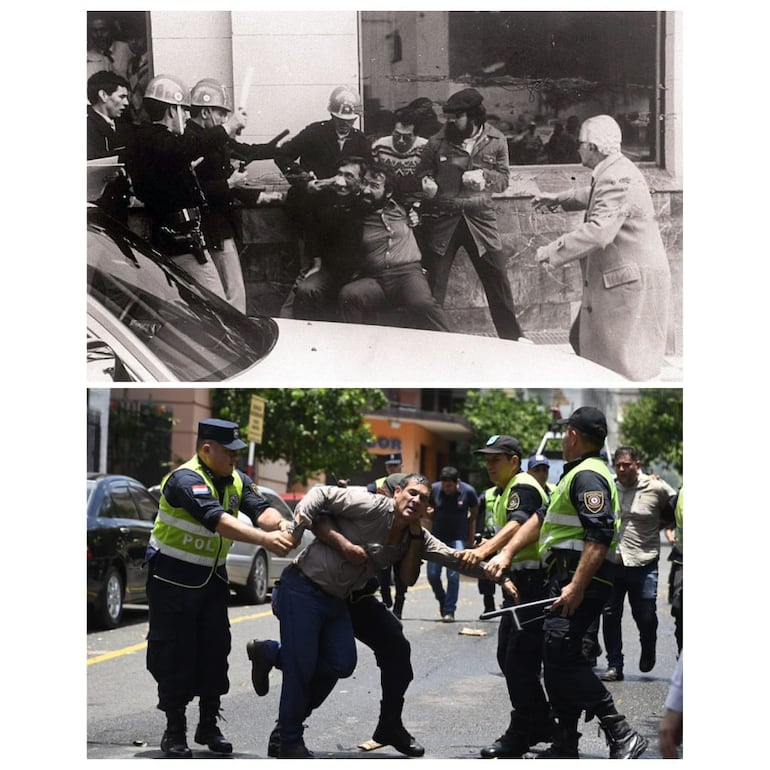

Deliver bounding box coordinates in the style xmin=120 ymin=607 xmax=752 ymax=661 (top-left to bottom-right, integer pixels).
xmin=86 ymin=8 xmax=682 ymax=385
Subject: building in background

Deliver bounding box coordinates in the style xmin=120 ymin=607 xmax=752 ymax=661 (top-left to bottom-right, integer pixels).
xmin=87 ymin=387 xmax=656 ymax=493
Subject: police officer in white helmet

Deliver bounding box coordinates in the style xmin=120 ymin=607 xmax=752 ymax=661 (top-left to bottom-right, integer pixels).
xmin=186 ymin=78 xmax=285 ymax=313
xmin=124 ymin=74 xmax=246 ymax=300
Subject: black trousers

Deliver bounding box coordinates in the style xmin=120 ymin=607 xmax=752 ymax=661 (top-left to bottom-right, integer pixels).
xmin=146 ymin=563 xmax=231 ymax=712
xmin=498 ymin=569 xmax=550 ymax=724
xmin=542 ymin=552 xmax=616 ymax=724
xmin=422 ymin=218 xmax=523 ymax=340
xmin=348 ymin=583 xmax=413 ymax=718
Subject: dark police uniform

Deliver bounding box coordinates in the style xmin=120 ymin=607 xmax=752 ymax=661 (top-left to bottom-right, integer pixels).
xmin=184 ymin=120 xmax=278 ymax=252
xmin=488 ymin=474 xmax=553 ymax=756
xmin=145 ymin=419 xmax=271 ymax=756
xmin=274 ymin=119 xmax=372 ymax=273
xmin=125 ymin=122 xmax=235 ymax=298
xmin=537 ymin=451 xmax=640 ymax=757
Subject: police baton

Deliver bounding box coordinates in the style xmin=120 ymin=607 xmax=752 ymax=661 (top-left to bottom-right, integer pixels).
xmin=480 ymin=597 xmax=555 ymax=630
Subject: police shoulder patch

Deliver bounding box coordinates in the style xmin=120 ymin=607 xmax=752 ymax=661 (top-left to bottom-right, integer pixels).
xmin=250 ymin=483 xmax=265 ymax=498
xmin=507 ymin=492 xmax=520 ymax=511
xmin=583 ymin=491 xmax=605 ymax=513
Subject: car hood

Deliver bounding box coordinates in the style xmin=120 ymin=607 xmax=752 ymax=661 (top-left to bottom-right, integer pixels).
xmin=226 ymin=318 xmax=627 ymax=384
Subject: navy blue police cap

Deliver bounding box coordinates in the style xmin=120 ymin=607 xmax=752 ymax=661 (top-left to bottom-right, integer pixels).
xmin=198 ymin=418 xmax=247 ymax=450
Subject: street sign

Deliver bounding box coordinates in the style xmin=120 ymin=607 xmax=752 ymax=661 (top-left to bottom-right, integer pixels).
xmin=247 ymin=395 xmax=265 ymax=443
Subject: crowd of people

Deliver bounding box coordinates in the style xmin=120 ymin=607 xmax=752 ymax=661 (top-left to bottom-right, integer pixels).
xmin=87 ymin=44 xmax=673 ymax=377
xmin=143 ymin=410 xmax=683 ymax=759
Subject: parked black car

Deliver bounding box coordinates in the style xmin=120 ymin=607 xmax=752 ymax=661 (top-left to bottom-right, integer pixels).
xmin=86 ymin=473 xmax=158 ymax=629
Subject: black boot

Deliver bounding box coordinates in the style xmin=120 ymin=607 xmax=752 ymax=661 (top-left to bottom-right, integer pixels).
xmin=393 ymin=595 xmax=405 ymax=619
xmin=194 ymin=697 xmax=233 ymax=754
xmin=161 ymin=707 xmax=192 ymax=759
xmin=482 ymin=711 xmax=555 ymax=758
xmin=535 ymin=720 xmax=580 ymax=759
xmin=598 ymin=713 xmax=648 ymax=759
xmin=267 ymin=722 xmax=281 ymax=758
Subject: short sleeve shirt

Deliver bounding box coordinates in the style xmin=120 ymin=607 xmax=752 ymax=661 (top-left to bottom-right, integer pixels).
xmin=430 ymin=480 xmax=479 ymax=542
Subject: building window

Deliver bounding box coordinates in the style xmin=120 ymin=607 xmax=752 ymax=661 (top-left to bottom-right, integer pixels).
xmin=360 ymin=10 xmax=661 ymax=165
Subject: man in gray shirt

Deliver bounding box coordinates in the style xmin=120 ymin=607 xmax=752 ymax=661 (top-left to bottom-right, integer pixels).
xmin=600 ymin=446 xmax=676 ymax=681
xmin=246 ymin=474 xmax=515 ymax=758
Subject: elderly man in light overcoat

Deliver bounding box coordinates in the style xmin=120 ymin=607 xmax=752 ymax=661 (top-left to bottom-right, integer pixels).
xmin=533 ymin=115 xmax=671 ymax=381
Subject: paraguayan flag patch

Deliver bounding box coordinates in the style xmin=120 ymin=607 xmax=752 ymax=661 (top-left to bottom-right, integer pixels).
xmin=192 ymin=484 xmax=210 ymax=496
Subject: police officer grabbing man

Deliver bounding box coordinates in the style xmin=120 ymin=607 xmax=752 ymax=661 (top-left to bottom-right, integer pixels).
xmin=125 ymin=74 xmax=247 ymax=301
xmin=186 ymin=78 xmax=286 ymax=313
xmin=146 ymin=418 xmax=299 ymax=758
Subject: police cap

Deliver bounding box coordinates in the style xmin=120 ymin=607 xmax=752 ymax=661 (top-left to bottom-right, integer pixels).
xmin=474 ymin=435 xmax=523 ymax=457
xmin=528 ymin=453 xmax=550 ymax=470
xmin=557 ymin=406 xmax=607 ymax=441
xmin=385 ymin=452 xmax=403 ymax=466
xmin=443 ymin=88 xmax=484 ymax=114
xmin=198 ymin=418 xmax=247 ymax=450
xmin=382 ymin=473 xmax=408 ymax=494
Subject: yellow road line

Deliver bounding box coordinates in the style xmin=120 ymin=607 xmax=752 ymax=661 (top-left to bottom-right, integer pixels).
xmin=86 ymin=609 xmax=274 ymax=665
xmin=87 ymin=584 xmax=432 ymax=665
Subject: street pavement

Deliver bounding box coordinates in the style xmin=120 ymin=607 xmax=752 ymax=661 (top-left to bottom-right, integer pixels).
xmin=85 ymin=539 xmax=682 ymax=761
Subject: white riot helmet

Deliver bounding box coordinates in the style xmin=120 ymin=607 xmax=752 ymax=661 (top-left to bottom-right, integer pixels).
xmin=144 ymin=74 xmax=191 ymax=107
xmin=191 ymin=78 xmax=233 ymax=112
xmin=327 ymin=85 xmax=362 ymax=119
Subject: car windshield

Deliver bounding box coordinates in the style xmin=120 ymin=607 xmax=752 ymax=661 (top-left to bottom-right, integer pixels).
xmin=87 ymin=209 xmax=279 ymax=381
xmin=87 ymin=479 xmax=96 ymax=503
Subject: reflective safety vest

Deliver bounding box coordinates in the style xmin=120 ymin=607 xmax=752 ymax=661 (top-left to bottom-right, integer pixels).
xmin=483 ymin=486 xmax=500 ymax=531
xmin=508 ymin=473 xmax=549 ymax=571
xmin=150 ymin=455 xmax=243 ymax=570
xmin=539 ymin=456 xmax=619 ymax=559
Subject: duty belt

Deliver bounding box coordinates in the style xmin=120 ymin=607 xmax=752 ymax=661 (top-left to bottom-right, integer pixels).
xmin=157 ymin=207 xmax=208 ymax=264
xmin=163 ymin=207 xmax=201 ymax=227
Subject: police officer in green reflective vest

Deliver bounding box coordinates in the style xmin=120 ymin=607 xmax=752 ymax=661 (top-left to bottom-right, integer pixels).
xmin=474 ymin=484 xmax=501 ymax=616
xmin=535 ymin=407 xmax=647 ymax=759
xmin=459 ymin=435 xmax=554 ymax=758
xmin=145 ymin=418 xmax=298 ymax=758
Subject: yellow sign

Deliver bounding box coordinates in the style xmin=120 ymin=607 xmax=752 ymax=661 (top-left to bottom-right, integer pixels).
xmin=247 ymin=395 xmax=266 ymax=443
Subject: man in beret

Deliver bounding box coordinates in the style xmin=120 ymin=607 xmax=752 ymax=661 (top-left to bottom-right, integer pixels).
xmin=399 ymin=87 xmax=525 ymax=341
xmin=145 ymin=418 xmax=299 ymax=758
xmin=484 ymin=407 xmax=648 ymax=759
xmin=532 ymin=115 xmax=671 ymax=380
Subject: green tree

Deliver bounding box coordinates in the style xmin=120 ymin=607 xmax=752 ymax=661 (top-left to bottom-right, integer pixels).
xmin=211 ymin=388 xmax=389 ymax=486
xmin=458 ymin=389 xmax=551 ymax=482
xmin=619 ymin=389 xmax=683 ymax=474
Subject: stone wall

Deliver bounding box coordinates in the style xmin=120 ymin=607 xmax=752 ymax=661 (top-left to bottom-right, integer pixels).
xmin=127 ymin=164 xmax=683 ymax=355
xmin=234 ymin=164 xmax=683 ymax=354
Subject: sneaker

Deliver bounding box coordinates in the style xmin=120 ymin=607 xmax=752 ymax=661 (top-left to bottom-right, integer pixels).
xmin=246 ymin=639 xmax=273 ymax=696
xmin=600 ymin=666 xmax=624 ymax=681
xmin=441 ymin=613 xmax=455 ymax=623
